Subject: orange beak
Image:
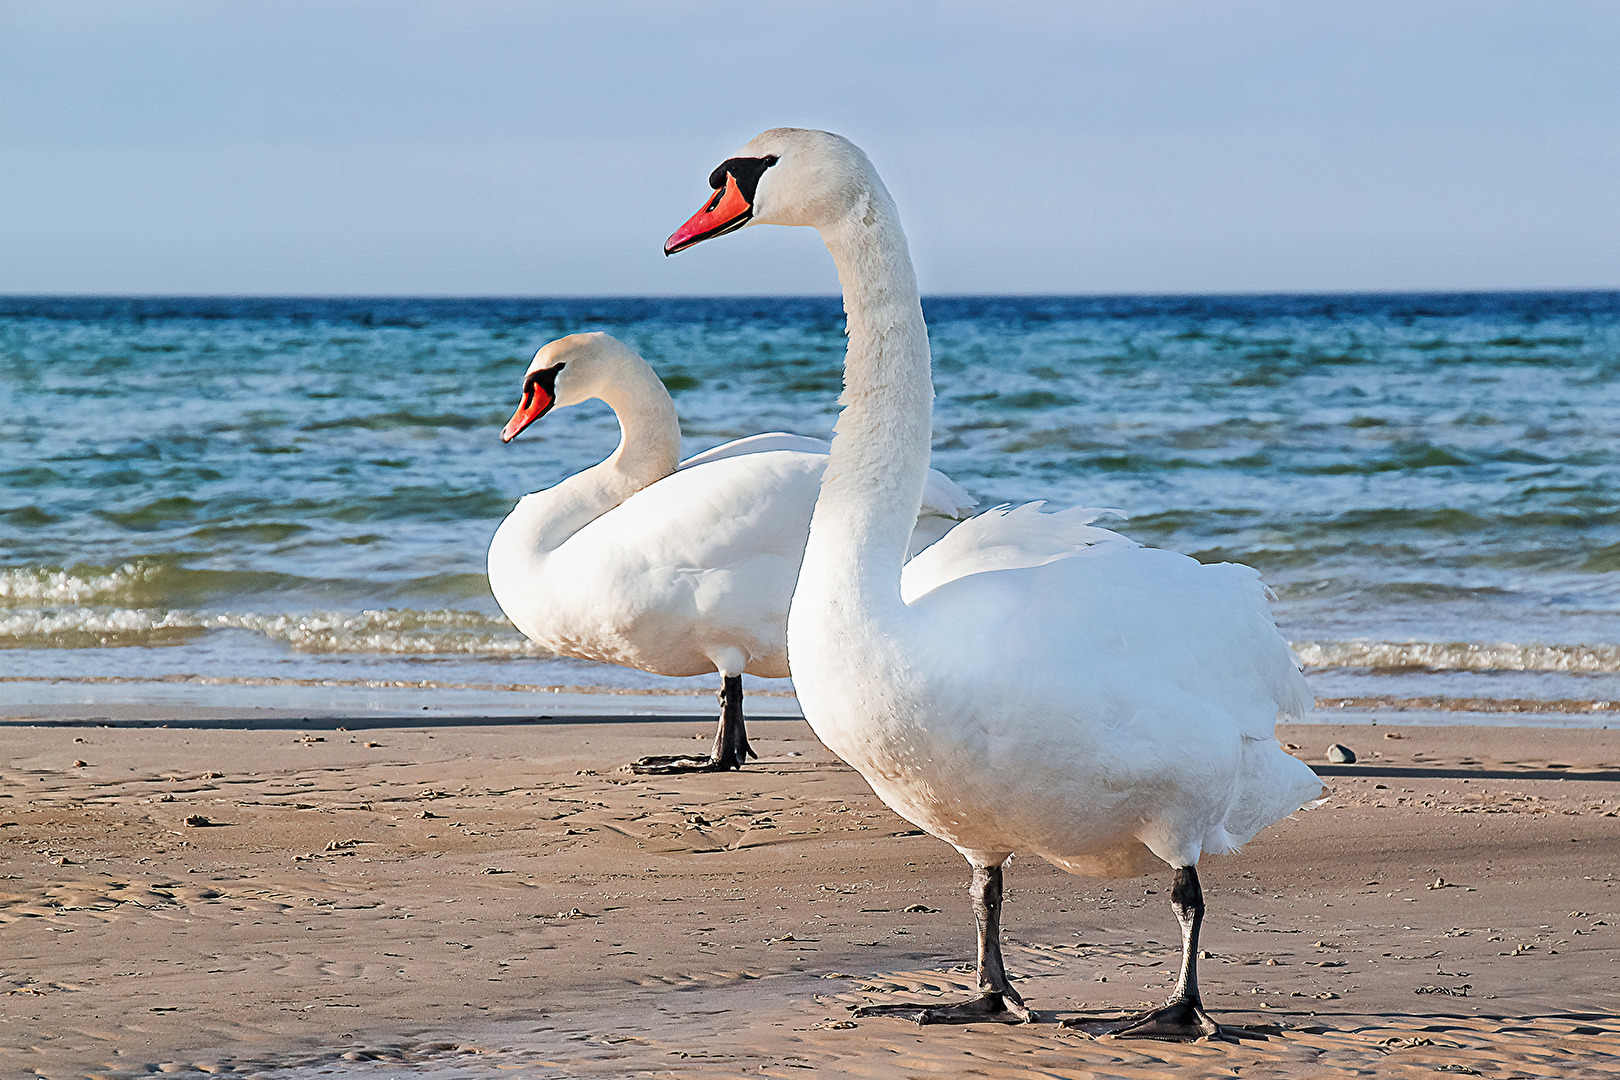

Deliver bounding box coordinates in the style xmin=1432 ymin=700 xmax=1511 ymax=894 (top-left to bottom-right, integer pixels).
xmin=665 ymin=172 xmax=753 ymax=255
xmin=501 ymin=381 xmax=554 ymax=443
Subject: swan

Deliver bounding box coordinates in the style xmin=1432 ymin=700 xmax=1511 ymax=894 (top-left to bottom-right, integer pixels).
xmin=487 ymin=331 xmax=975 ymax=774
xmin=664 ymin=130 xmax=1322 ymax=1039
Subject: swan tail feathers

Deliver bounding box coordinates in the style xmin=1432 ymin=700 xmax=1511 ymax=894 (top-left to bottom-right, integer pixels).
xmin=919 ymin=468 xmax=977 ymax=521
xmin=1208 ymin=737 xmax=1324 ymax=853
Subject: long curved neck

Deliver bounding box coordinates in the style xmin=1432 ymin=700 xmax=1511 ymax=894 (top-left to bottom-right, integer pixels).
xmin=597 ymin=357 xmax=682 ymax=491
xmin=496 ymin=357 xmax=681 ymax=562
xmin=800 ymin=187 xmax=934 ymax=619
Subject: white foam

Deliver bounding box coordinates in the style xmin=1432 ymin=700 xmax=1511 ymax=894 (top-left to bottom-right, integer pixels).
xmin=0 ymin=562 xmax=159 ymax=607
xmin=0 ymin=605 xmax=549 ymax=657
xmin=1295 ymin=639 xmax=1620 ymax=674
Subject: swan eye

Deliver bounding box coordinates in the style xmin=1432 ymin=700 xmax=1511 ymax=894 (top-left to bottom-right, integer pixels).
xmin=707 ymin=156 xmax=779 ymax=205
xmin=525 ymin=361 xmax=565 ymax=396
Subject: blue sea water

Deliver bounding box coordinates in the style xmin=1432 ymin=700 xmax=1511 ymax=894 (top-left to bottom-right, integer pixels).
xmin=2 ymin=292 xmax=1619 ymax=717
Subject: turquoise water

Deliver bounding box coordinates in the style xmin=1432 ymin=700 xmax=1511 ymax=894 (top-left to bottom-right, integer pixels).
xmin=3 ymin=293 xmax=1619 ymax=715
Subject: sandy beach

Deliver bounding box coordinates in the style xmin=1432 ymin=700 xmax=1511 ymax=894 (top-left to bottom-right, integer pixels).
xmin=2 ymin=705 xmax=1617 ymax=1079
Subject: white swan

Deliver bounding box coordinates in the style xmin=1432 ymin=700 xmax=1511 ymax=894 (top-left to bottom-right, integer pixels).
xmin=665 ymin=130 xmax=1322 ymax=1038
xmin=487 ymin=331 xmax=974 ymax=773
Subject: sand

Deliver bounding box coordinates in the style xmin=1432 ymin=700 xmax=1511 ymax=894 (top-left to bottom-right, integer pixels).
xmin=2 ymin=704 xmax=1617 ymax=1079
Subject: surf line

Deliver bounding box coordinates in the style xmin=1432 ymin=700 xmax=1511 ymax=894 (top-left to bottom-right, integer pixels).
xmin=0 ymin=673 xmax=799 ymax=697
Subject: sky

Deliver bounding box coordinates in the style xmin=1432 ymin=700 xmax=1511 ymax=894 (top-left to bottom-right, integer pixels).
xmin=2 ymin=1 xmax=1617 ymax=296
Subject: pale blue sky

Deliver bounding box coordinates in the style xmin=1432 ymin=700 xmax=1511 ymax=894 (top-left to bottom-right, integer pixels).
xmin=3 ymin=1 xmax=1617 ymax=295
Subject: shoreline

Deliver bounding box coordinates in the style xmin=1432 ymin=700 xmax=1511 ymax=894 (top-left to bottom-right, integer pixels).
xmin=4 ymin=684 xmax=1619 ymax=729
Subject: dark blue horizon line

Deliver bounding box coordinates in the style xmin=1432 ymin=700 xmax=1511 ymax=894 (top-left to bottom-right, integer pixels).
xmin=3 ymin=287 xmax=1619 ymax=302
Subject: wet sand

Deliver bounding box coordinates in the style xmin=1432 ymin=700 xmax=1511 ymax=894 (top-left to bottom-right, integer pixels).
xmin=2 ymin=707 xmax=1618 ymax=1079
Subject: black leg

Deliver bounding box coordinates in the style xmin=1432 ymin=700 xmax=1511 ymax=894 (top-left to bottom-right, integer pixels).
xmin=629 ymin=675 xmax=756 ymax=774
xmin=853 ymin=863 xmax=1033 ymax=1025
xmin=1064 ymin=865 xmax=1230 ymax=1041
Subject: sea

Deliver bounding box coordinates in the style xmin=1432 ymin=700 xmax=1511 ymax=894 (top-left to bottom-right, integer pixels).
xmin=3 ymin=292 xmax=1618 ymax=724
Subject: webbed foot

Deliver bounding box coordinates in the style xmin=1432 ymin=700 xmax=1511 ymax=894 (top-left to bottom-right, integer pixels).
xmin=854 ymin=991 xmax=1032 ymax=1026
xmin=627 ymin=752 xmax=745 ymax=774
xmin=1062 ymin=998 xmax=1231 ymax=1042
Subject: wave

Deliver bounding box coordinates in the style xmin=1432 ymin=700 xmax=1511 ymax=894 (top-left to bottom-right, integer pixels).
xmin=0 ymin=605 xmax=545 ymax=656
xmin=0 ymin=672 xmax=804 ymax=697
xmin=0 ymin=562 xmax=171 ymax=607
xmin=1295 ymin=640 xmax=1620 ymax=674
xmin=0 ymin=560 xmax=492 ymax=610
xmin=9 ymin=594 xmax=1620 ymax=682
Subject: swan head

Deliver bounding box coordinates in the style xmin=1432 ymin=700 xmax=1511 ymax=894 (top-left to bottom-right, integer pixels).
xmin=501 ymin=332 xmax=641 ymax=443
xmin=665 ymin=128 xmax=878 ymax=254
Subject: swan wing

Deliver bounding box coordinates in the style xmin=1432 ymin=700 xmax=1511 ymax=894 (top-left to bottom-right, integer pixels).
xmin=677 ymin=432 xmax=832 ymax=469
xmin=531 ymin=449 xmax=828 ymax=675
xmin=681 ymin=432 xmax=974 ymax=524
xmin=900 ymin=501 xmax=1133 ymax=604
xmin=894 ymin=542 xmax=1317 ymax=862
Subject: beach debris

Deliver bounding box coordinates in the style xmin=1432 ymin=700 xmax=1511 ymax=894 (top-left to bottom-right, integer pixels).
xmin=298 ymin=736 xmax=325 ymax=744
xmin=295 ymin=846 xmax=357 ymax=861
xmin=1326 ymin=744 xmax=1357 ymax=763
xmin=418 ymin=810 xmax=436 ymax=818
xmin=183 ymin=815 xmax=213 ymax=827
xmin=481 ymin=867 xmax=512 ymax=874
xmin=547 ymin=908 xmax=597 ymax=919
xmin=1384 ymin=731 xmax=1404 ymax=739
xmin=902 ymin=904 xmax=939 ymax=913
xmin=202 ymin=771 xmax=223 ymax=779
xmin=811 ymin=1019 xmax=857 ymax=1030
xmin=1414 ymin=983 xmax=1470 ymax=996
xmin=71 ymin=759 xmax=87 ymax=768
xmin=73 ymin=737 xmax=85 ymax=743
xmin=325 ymin=838 xmax=364 ymax=851
xmin=820 ymin=972 xmax=855 ymax=979
xmin=1434 ymin=1066 xmax=1481 ymax=1075
xmin=1380 ymin=1036 xmax=1434 ymax=1048
xmin=1426 ymin=877 xmax=1461 ymax=889
xmin=365 ymin=741 xmax=381 ymax=748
